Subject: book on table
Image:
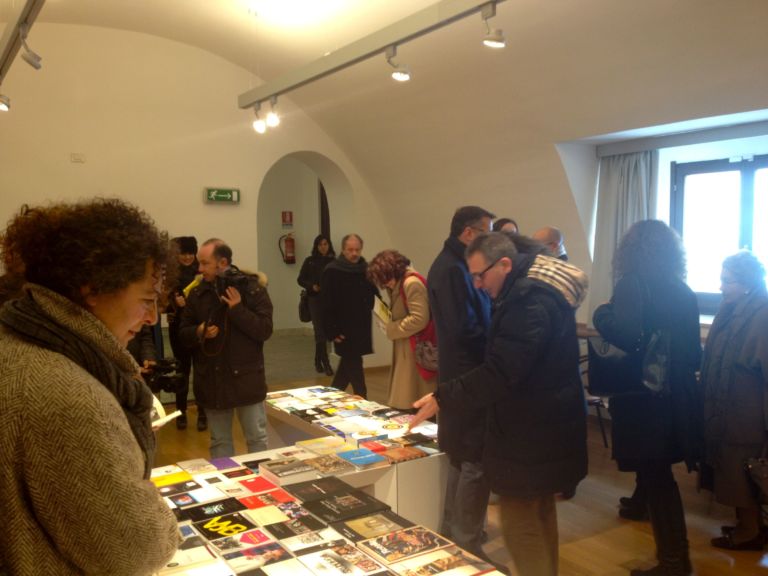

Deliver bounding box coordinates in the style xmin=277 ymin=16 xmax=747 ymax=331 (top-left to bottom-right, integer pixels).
xmin=331 ymin=509 xmax=416 ymax=543
xmin=388 ymin=545 xmax=496 ymax=576
xmin=258 ymin=457 xmax=318 ymax=486
xmin=297 ymin=540 xmax=386 ymax=576
xmin=357 ymin=525 xmax=452 ymax=565
xmin=336 ymin=448 xmax=389 ymax=471
xmin=303 ymin=454 xmax=358 ymax=476
xmin=300 ymin=487 xmax=391 ymax=523
xmin=283 ymin=476 xmax=355 ymax=503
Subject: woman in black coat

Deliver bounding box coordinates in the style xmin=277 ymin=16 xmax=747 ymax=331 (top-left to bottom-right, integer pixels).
xmin=702 ymin=251 xmax=768 ymax=550
xmin=297 ymin=234 xmax=335 ymax=375
xmin=593 ymin=220 xmax=701 ymax=576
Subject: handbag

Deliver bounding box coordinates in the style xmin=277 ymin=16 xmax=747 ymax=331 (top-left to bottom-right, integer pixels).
xmin=399 ymin=272 xmax=438 ymax=380
xmin=298 ymin=290 xmax=311 ymax=323
xmin=587 ymin=277 xmax=672 ymax=398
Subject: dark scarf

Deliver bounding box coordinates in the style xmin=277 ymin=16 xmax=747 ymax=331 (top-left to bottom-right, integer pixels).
xmin=326 ymin=254 xmax=368 ymax=274
xmin=0 ymin=290 xmax=156 ymax=478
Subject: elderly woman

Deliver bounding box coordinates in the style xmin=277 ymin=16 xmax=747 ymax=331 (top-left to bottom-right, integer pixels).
xmin=592 ymin=220 xmax=701 ymax=576
xmin=702 ymin=251 xmax=768 ymax=551
xmin=367 ymin=250 xmax=436 ymax=411
xmin=0 ymin=199 xmax=180 ymax=575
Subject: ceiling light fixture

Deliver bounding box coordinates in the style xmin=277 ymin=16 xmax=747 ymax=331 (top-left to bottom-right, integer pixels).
xmin=19 ymin=23 xmax=42 ymax=69
xmin=252 ymin=103 xmax=267 ymax=133
xmin=266 ymin=96 xmax=280 ymax=127
xmin=385 ymin=45 xmax=410 ymax=82
xmin=481 ymin=2 xmax=506 ymax=49
xmin=0 ymin=94 xmax=9 ymax=112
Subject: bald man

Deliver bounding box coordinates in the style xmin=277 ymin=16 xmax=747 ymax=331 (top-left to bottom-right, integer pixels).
xmin=532 ymin=226 xmax=568 ymax=261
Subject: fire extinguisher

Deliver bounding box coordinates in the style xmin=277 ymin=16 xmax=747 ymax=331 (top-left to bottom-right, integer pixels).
xmin=278 ymin=233 xmax=296 ymax=264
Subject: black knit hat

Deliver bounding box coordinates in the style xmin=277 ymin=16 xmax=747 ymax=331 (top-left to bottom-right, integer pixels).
xmin=173 ymin=236 xmax=198 ymax=255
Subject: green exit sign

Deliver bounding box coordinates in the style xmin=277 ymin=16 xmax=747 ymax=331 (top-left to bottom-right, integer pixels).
xmin=205 ymin=188 xmax=240 ymax=204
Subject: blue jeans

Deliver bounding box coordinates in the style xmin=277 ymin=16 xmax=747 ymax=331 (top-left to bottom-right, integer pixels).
xmin=206 ymin=403 xmax=267 ymax=458
xmin=441 ymin=459 xmax=490 ymax=559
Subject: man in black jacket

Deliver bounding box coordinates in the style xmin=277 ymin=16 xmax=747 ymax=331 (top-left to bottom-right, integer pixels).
xmin=179 ymin=238 xmax=273 ymax=458
xmin=321 ymin=234 xmax=377 ymax=398
xmin=425 ymin=206 xmax=494 ymax=559
xmin=414 ymin=232 xmax=588 ymax=576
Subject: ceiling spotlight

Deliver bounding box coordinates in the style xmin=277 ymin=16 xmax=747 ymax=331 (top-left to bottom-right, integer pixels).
xmin=0 ymin=94 xmax=9 ymax=112
xmin=266 ymin=96 xmax=280 ymax=128
xmin=252 ymin=104 xmax=267 ymax=134
xmin=19 ymin=23 xmax=42 ymax=70
xmin=480 ymin=2 xmax=505 ymax=49
xmin=385 ymin=45 xmax=411 ymax=82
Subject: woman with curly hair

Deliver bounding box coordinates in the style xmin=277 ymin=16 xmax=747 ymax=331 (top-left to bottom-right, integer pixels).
xmin=702 ymin=251 xmax=768 ymax=550
xmin=367 ymin=250 xmax=435 ymax=411
xmin=592 ymin=220 xmax=702 ymax=576
xmin=0 ymin=198 xmax=180 ymax=575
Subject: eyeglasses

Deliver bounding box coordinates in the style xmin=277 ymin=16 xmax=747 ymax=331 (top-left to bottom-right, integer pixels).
xmin=470 ymin=258 xmax=501 ymax=281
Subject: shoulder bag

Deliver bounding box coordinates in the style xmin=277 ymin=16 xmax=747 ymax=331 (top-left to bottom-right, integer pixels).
xmin=298 ymin=290 xmax=311 ymax=323
xmin=399 ymin=272 xmax=438 ymax=380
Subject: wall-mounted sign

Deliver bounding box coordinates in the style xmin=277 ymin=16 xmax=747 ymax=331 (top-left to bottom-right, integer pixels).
xmin=282 ymin=211 xmax=293 ymax=228
xmin=205 ymin=188 xmax=240 ymax=204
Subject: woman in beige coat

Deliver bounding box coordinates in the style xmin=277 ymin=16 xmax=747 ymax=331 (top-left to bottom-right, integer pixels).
xmin=368 ymin=250 xmax=436 ymax=410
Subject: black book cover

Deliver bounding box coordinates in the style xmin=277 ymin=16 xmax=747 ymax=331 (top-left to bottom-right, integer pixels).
xmin=193 ymin=511 xmax=257 ymax=541
xmin=301 ymin=489 xmax=390 ymax=523
xmin=179 ymin=497 xmax=246 ymax=522
xmin=284 ymin=476 xmax=355 ymax=503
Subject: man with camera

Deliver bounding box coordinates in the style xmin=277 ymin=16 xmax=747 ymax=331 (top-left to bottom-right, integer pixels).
xmin=179 ymin=238 xmax=273 ymax=458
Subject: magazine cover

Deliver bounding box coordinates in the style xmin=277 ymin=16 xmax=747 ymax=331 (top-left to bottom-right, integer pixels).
xmin=193 ymin=512 xmax=258 ymax=541
xmin=304 ymin=454 xmax=357 ymax=476
xmin=358 ymin=526 xmax=452 ymax=564
xmin=301 ymin=489 xmax=390 ymax=523
xmin=298 ymin=541 xmax=386 ymax=576
xmin=331 ymin=510 xmax=416 ymax=542
xmin=388 ymin=546 xmax=495 ymax=576
xmin=209 ymin=527 xmax=273 ymax=554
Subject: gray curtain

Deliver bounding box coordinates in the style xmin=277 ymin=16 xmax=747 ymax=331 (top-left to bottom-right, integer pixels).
xmin=588 ymin=150 xmax=658 ymax=321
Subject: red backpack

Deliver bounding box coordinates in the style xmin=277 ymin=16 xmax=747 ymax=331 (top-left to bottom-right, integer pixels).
xmin=399 ymin=272 xmax=438 ymax=380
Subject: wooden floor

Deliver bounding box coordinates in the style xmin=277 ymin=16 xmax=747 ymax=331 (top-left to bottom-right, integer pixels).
xmin=155 ymin=367 xmax=768 ymax=575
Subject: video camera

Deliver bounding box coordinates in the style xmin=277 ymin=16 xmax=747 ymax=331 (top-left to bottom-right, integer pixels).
xmin=144 ymin=358 xmax=185 ymax=394
xmin=215 ymin=266 xmax=250 ymax=296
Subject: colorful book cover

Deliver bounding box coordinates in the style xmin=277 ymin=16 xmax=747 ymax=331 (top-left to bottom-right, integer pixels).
xmin=295 ymin=435 xmax=352 ymax=455
xmin=358 ymin=439 xmax=401 ymax=453
xmin=209 ymin=457 xmax=241 ymax=470
xmin=388 ymin=545 xmax=494 ymax=576
xmin=276 ymin=501 xmax=311 ymax=520
xmin=264 ymin=516 xmax=326 ymax=540
xmin=167 ymin=486 xmax=224 ymax=508
xmin=177 ymin=458 xmax=218 ymax=474
xmin=181 ymin=498 xmax=247 ymax=522
xmin=238 ymin=489 xmax=296 ymax=510
xmin=283 ymin=477 xmax=355 ymax=503
xmin=381 ymin=446 xmax=427 ymax=464
xmin=240 ymin=476 xmax=278 ymax=494
xmin=358 ymin=526 xmax=452 ymax=565
xmin=301 ymin=489 xmax=390 ymax=523
xmin=151 ymin=469 xmax=193 ymax=488
xmin=393 ymin=433 xmax=433 ymax=447
xmin=330 ymin=510 xmax=416 ymax=543
xmin=209 ymin=527 xmax=273 ymax=553
xmin=304 ymin=454 xmax=357 ymax=476
xmin=337 ymin=448 xmax=389 ymax=470
xmin=223 ymin=467 xmax=256 ymax=479
xmin=193 ymin=511 xmax=258 ymax=541
xmin=298 ymin=541 xmax=386 ymax=576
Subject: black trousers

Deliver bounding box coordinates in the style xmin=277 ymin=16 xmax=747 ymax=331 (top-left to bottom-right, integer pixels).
xmin=331 ymin=354 xmax=367 ymax=398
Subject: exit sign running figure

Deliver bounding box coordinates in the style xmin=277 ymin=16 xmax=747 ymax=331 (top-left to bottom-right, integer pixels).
xmin=205 ymin=188 xmax=240 ymax=204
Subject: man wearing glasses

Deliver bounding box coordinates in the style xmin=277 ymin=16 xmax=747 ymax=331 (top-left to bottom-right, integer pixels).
xmin=424 ymin=205 xmax=495 ymax=562
xmin=415 ymin=232 xmax=588 ymax=576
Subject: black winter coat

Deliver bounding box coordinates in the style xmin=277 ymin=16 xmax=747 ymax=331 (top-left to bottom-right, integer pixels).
xmin=178 ymin=273 xmax=273 ymax=409
xmin=427 ymin=236 xmax=491 ymax=462
xmin=297 ymin=254 xmax=334 ymax=298
xmin=437 ymin=261 xmax=588 ymax=497
xmin=321 ymin=257 xmax=377 ymax=357
xmin=593 ymin=274 xmax=702 ymax=470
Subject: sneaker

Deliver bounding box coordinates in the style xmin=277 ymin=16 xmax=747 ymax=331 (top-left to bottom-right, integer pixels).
xmin=197 ymin=415 xmax=208 ymax=431
xmin=175 ymin=413 xmax=187 ymax=430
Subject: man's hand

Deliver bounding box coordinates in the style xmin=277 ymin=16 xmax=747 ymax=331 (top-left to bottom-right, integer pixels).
xmin=333 ymin=334 xmax=346 ymax=343
xmin=174 ymin=293 xmax=186 ymax=308
xmin=221 ymin=286 xmax=242 ymax=308
xmin=408 ymin=392 xmax=439 ymax=430
xmin=312 ymin=284 xmax=321 ymax=292
xmin=197 ymin=322 xmax=219 ymax=339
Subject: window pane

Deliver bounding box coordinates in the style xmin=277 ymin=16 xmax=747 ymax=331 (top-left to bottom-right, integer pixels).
xmin=682 ymin=171 xmax=741 ymax=293
xmin=753 ymin=169 xmax=768 ymax=270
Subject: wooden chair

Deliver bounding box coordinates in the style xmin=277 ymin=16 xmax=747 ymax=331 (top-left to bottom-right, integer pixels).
xmin=580 ymin=354 xmax=609 ymax=448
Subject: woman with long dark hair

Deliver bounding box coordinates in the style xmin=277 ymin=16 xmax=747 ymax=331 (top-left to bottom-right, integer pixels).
xmin=593 ymin=220 xmax=701 ymax=576
xmin=702 ymin=251 xmax=768 ymax=550
xmin=298 ymin=234 xmax=336 ymax=375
